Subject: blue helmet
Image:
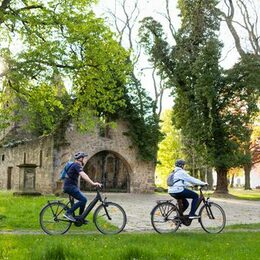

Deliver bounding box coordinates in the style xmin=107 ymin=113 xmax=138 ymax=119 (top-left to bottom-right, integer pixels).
xmin=175 ymin=159 xmax=185 ymax=168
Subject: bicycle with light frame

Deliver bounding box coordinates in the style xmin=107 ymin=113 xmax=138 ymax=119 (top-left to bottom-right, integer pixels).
xmin=151 ymin=185 xmax=226 ymax=234
xmin=39 ymin=187 xmax=127 ymax=235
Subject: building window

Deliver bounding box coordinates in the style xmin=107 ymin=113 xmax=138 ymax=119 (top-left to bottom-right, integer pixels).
xmin=2 ymin=155 xmax=5 ymax=161
xmin=39 ymin=150 xmax=43 ymax=168
xmin=23 ymin=153 xmax=27 ymax=164
xmin=99 ymin=125 xmax=111 ymax=139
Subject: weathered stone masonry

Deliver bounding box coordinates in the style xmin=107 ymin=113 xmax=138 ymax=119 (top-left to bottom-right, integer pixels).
xmin=0 ymin=121 xmax=155 ymax=193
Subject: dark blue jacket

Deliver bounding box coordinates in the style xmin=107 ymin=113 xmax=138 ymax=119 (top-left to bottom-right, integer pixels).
xmin=63 ymin=162 xmax=83 ymax=187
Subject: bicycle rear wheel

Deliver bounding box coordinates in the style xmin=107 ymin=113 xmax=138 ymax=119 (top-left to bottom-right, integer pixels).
xmin=199 ymin=202 xmax=226 ymax=233
xmin=39 ymin=201 xmax=72 ymax=235
xmin=93 ymin=202 xmax=127 ymax=234
xmin=151 ymin=202 xmax=181 ymax=234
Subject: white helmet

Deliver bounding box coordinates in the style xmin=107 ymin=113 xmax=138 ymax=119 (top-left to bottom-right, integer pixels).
xmin=74 ymin=152 xmax=88 ymax=160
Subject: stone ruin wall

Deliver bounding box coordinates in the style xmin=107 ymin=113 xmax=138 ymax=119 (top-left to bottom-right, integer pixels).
xmin=0 ymin=120 xmax=156 ymax=194
xmin=0 ymin=136 xmax=55 ymax=193
xmin=54 ymin=120 xmax=155 ymax=193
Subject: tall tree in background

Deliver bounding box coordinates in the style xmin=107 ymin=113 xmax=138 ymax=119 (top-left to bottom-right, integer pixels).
xmin=219 ymin=0 xmax=259 ymax=57
xmin=0 ymin=0 xmax=130 ymax=135
xmin=139 ymin=0 xmax=259 ymax=193
xmin=219 ymin=0 xmax=260 ymax=189
xmin=224 ymin=56 xmax=260 ymax=189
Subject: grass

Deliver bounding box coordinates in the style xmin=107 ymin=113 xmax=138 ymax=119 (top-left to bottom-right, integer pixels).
xmin=0 ymin=232 xmax=260 ymax=259
xmin=226 ymin=222 xmax=260 ymax=230
xmin=204 ymin=188 xmax=260 ymax=201
xmin=0 ymin=191 xmax=96 ymax=231
xmin=0 ymin=191 xmax=260 ymax=259
xmin=228 ymin=188 xmax=260 ymax=200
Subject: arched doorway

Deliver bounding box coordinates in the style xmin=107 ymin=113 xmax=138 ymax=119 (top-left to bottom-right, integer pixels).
xmin=80 ymin=150 xmax=130 ymax=192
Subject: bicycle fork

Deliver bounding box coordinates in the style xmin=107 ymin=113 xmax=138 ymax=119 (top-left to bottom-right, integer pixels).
xmin=102 ymin=199 xmax=112 ymax=220
xmin=205 ymin=201 xmax=215 ymax=220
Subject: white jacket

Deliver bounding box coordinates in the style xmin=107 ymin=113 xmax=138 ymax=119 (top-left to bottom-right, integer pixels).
xmin=168 ymin=167 xmax=207 ymax=193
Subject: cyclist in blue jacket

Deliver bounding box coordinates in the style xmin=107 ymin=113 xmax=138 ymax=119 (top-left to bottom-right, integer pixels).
xmin=168 ymin=159 xmax=207 ymax=219
xmin=63 ymin=152 xmax=102 ymax=222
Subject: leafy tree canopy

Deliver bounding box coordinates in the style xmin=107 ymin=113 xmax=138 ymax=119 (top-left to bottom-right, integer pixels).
xmin=0 ymin=0 xmax=131 ymax=135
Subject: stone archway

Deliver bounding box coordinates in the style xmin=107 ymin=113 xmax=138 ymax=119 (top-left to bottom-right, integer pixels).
xmin=80 ymin=150 xmax=131 ymax=192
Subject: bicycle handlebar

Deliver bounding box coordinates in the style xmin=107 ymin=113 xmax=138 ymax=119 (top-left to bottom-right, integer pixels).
xmin=95 ymin=185 xmax=103 ymax=191
xmin=193 ymin=184 xmax=208 ymax=190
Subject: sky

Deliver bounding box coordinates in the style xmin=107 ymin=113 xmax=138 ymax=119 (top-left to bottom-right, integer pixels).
xmin=94 ymin=0 xmax=179 ymax=110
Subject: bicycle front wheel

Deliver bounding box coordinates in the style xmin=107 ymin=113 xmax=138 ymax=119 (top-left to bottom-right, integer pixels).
xmin=93 ymin=202 xmax=127 ymax=234
xmin=151 ymin=202 xmax=181 ymax=234
xmin=199 ymin=202 xmax=226 ymax=233
xmin=39 ymin=201 xmax=72 ymax=235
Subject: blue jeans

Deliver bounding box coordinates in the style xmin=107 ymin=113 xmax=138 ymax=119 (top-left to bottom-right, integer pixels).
xmin=170 ymin=188 xmax=199 ymax=216
xmin=63 ymin=186 xmax=87 ymax=215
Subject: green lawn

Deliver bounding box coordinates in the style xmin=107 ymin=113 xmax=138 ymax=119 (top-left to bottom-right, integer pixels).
xmin=204 ymin=188 xmax=260 ymax=201
xmin=0 ymin=191 xmax=260 ymax=259
xmin=0 ymin=232 xmax=259 ymax=259
xmin=228 ymin=188 xmax=260 ymax=200
xmin=0 ymin=191 xmax=96 ymax=231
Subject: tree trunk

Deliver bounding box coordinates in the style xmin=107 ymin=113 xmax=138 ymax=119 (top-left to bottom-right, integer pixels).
xmin=230 ymin=174 xmax=235 ymax=188
xmin=194 ymin=169 xmax=199 ymax=179
xmin=206 ymin=167 xmax=213 ymax=190
xmin=244 ymin=163 xmax=252 ymax=190
xmin=199 ymin=168 xmax=206 ymax=182
xmin=215 ymin=167 xmax=228 ymax=194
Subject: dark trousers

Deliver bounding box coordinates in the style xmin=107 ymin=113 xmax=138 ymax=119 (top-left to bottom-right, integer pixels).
xmin=63 ymin=186 xmax=87 ymax=215
xmin=170 ymin=188 xmax=199 ymax=216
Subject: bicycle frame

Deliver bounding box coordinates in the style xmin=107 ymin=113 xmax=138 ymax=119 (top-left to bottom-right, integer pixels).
xmin=46 ymin=189 xmax=106 ymax=222
xmin=195 ymin=187 xmax=215 ymax=220
xmin=177 ymin=187 xmax=209 ymax=215
xmin=66 ymin=188 xmax=112 ymax=221
xmin=80 ymin=189 xmax=103 ymax=220
xmin=195 ymin=187 xmax=207 ymax=211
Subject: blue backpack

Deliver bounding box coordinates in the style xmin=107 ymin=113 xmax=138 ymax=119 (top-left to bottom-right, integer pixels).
xmin=60 ymin=161 xmax=74 ymax=180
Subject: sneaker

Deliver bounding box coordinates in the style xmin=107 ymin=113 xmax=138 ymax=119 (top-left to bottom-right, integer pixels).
xmin=189 ymin=215 xmax=200 ymax=219
xmin=74 ymin=217 xmax=88 ymax=225
xmin=82 ymin=219 xmax=88 ymax=225
xmin=63 ymin=213 xmax=76 ymax=222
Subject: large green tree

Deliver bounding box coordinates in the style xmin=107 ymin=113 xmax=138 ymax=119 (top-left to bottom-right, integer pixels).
xmin=139 ymin=0 xmax=259 ymax=193
xmin=0 ymin=0 xmax=130 ymax=135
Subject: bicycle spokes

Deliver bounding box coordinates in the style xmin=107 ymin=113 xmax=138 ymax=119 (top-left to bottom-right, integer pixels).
xmin=199 ymin=202 xmax=226 ymax=233
xmin=39 ymin=201 xmax=72 ymax=235
xmin=93 ymin=202 xmax=127 ymax=235
xmin=151 ymin=202 xmax=180 ymax=234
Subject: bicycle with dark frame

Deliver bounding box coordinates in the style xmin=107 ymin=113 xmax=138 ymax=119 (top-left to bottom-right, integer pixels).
xmin=39 ymin=187 xmax=127 ymax=235
xmin=151 ymin=185 xmax=226 ymax=234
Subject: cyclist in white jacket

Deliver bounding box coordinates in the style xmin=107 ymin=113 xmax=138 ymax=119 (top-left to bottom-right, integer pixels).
xmin=168 ymin=159 xmax=207 ymax=219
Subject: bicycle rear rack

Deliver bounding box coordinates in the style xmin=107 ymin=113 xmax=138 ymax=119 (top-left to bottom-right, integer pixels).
xmin=156 ymin=199 xmax=175 ymax=204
